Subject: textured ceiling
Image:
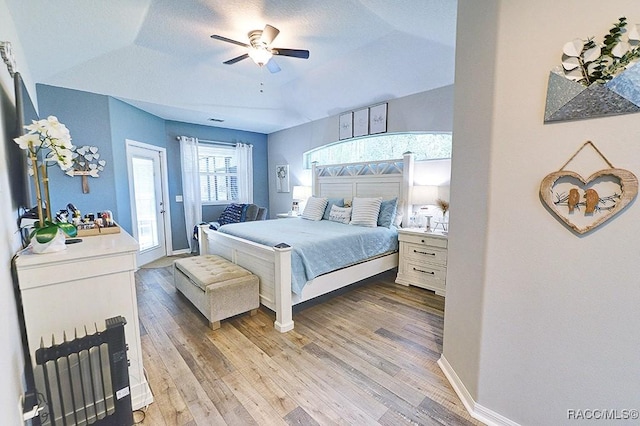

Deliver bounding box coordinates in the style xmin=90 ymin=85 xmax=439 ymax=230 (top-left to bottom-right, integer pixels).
xmin=6 ymin=0 xmax=457 ymax=134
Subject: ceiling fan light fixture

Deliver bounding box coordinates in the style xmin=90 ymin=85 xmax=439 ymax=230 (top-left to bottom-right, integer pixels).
xmin=248 ymin=47 xmax=272 ymax=67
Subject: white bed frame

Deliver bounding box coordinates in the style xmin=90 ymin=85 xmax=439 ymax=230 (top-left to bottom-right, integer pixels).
xmin=199 ymin=153 xmax=415 ymax=332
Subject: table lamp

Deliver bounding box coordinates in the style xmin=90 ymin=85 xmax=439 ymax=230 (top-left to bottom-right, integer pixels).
xmin=291 ymin=185 xmax=312 ymax=214
xmin=411 ymin=185 xmax=438 ymax=231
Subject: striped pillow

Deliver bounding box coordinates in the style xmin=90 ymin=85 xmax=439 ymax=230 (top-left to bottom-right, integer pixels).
xmin=302 ymin=197 xmax=328 ymax=221
xmin=350 ymin=197 xmax=382 ymax=227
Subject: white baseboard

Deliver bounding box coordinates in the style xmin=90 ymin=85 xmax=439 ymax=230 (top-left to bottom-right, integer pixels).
xmin=438 ymin=355 xmax=521 ymax=426
xmin=170 ymin=248 xmax=190 ymax=256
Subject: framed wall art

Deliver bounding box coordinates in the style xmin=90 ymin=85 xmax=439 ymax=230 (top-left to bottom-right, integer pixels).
xmin=353 ymin=108 xmax=369 ymax=137
xmin=369 ymin=103 xmax=387 ymax=134
xmin=339 ymin=112 xmax=353 ymax=140
xmin=276 ymin=164 xmax=290 ymax=193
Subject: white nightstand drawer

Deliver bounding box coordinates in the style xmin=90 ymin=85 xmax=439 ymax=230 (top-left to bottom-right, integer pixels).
xmin=398 ymin=258 xmax=446 ymax=291
xmin=403 ymin=243 xmax=447 ymax=265
xmin=398 ymin=232 xmax=448 ymax=249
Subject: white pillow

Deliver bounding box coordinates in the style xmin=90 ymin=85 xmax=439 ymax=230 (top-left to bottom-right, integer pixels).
xmin=301 ymin=197 xmax=328 ymax=221
xmin=350 ymin=197 xmax=382 ymax=227
xmin=328 ymin=205 xmax=352 ymax=224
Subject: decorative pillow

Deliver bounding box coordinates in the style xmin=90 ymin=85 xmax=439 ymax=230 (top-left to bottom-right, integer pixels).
xmin=302 ymin=197 xmax=328 ymax=221
xmin=377 ymin=197 xmax=398 ymax=228
xmin=394 ymin=207 xmax=404 ymax=227
xmin=350 ymin=197 xmax=383 ymax=227
xmin=323 ymin=198 xmax=345 ymax=220
xmin=328 ymin=205 xmax=352 ymax=224
xmin=218 ymin=203 xmax=247 ymax=225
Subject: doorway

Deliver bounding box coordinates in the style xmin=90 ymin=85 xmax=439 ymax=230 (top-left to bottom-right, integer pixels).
xmin=126 ymin=140 xmax=172 ymax=266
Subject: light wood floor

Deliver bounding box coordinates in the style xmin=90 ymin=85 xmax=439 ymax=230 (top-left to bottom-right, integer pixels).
xmin=134 ymin=265 xmax=481 ymax=426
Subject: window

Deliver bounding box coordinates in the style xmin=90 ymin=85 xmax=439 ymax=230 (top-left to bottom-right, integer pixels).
xmin=303 ymin=132 xmax=452 ymax=168
xmin=198 ymin=144 xmax=238 ymax=204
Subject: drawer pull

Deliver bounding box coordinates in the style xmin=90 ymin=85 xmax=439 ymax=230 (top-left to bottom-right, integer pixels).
xmin=413 ymin=249 xmax=436 ymax=256
xmin=413 ymin=267 xmax=435 ymax=275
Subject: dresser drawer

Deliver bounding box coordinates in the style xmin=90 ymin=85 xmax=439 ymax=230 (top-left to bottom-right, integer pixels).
xmin=398 ymin=258 xmax=446 ymax=292
xmin=398 ymin=232 xmax=448 ymax=249
xmin=403 ymin=242 xmax=447 ymax=265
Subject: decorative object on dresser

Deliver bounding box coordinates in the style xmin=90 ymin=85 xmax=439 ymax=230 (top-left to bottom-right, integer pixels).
xmin=539 ymin=141 xmax=638 ymax=234
xmin=396 ymin=228 xmax=448 ymax=296
xmin=14 ymin=115 xmax=78 ymax=250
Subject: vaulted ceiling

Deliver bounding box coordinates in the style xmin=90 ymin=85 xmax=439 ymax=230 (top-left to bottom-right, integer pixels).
xmin=6 ymin=0 xmax=457 ymax=134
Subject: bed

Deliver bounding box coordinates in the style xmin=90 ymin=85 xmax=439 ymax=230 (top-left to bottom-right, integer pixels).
xmin=198 ymin=153 xmax=415 ymax=332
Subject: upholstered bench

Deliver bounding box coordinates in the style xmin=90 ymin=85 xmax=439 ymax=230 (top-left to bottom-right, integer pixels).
xmin=173 ymin=255 xmax=259 ymax=330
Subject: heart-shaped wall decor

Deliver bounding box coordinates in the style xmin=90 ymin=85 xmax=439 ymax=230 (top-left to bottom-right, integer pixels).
xmin=540 ymin=168 xmax=638 ymax=234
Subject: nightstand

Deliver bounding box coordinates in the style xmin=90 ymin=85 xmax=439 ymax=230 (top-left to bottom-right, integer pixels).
xmin=395 ymin=228 xmax=448 ymax=296
xmin=276 ymin=212 xmax=301 ymax=218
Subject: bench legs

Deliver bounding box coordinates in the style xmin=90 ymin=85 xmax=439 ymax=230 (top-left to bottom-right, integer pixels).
xmin=208 ymin=309 xmax=258 ymax=330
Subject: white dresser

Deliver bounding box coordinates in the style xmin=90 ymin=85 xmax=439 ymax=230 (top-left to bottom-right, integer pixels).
xmin=14 ymin=230 xmax=153 ymax=410
xmin=395 ymin=228 xmax=448 ymax=296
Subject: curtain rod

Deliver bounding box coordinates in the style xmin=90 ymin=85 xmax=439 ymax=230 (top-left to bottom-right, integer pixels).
xmin=176 ymin=136 xmax=251 ymax=147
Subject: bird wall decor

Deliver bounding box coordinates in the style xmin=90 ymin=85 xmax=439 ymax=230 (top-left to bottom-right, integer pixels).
xmin=539 ymin=141 xmax=638 ymax=235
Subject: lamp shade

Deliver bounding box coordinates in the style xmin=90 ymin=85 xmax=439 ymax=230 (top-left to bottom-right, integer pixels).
xmin=292 ymin=185 xmax=312 ymax=201
xmin=411 ymin=185 xmax=438 ymax=205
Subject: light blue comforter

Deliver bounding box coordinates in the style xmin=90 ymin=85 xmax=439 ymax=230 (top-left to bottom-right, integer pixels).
xmin=218 ymin=219 xmax=398 ymax=294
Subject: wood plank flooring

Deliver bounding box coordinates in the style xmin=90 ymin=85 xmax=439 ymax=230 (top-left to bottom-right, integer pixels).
xmin=134 ymin=265 xmax=481 ymax=426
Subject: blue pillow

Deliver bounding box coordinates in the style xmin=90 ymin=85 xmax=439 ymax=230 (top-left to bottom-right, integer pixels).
xmin=323 ymin=198 xmax=345 ymax=220
xmin=377 ymin=198 xmax=398 ymax=228
xmin=218 ymin=203 xmax=247 ymax=225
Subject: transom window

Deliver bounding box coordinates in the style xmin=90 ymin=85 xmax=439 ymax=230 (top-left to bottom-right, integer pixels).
xmin=303 ymin=132 xmax=452 ymax=168
xmin=198 ymin=144 xmax=238 ymax=204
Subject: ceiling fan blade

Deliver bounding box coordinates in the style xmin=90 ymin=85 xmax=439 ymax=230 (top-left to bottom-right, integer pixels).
xmin=266 ymin=59 xmax=281 ymax=74
xmin=272 ymin=48 xmax=310 ymax=59
xmin=260 ymin=24 xmax=280 ymax=45
xmin=211 ymin=34 xmax=249 ymax=48
xmin=223 ymin=53 xmax=249 ymax=65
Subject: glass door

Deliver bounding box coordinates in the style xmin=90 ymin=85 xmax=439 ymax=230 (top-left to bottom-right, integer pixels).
xmin=127 ymin=143 xmax=167 ymax=266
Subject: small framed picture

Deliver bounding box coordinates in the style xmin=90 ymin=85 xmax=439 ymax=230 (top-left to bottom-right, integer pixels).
xmin=276 ymin=164 xmax=290 ymax=193
xmin=369 ymin=103 xmax=387 ymax=134
xmin=353 ymin=108 xmax=369 ymax=137
xmin=339 ymin=112 xmax=353 ymax=140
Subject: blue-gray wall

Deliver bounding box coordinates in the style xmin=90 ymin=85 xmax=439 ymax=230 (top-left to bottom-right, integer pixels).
xmin=36 ymin=84 xmax=116 ymax=220
xmin=108 ymin=97 xmax=166 ymax=234
xmin=37 ymin=84 xmax=269 ymax=252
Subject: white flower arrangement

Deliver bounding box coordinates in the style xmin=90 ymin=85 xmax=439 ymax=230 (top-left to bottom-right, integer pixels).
xmin=14 ymin=116 xmax=77 ymax=244
xmin=16 ymin=116 xmax=75 ymax=172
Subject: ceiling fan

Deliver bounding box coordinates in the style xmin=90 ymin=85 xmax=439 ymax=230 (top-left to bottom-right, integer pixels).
xmin=211 ymin=24 xmax=309 ymax=73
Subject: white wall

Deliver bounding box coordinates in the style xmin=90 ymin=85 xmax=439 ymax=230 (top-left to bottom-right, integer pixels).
xmin=267 ymin=85 xmax=454 ymax=216
xmin=0 ymin=0 xmax=36 ymax=423
xmin=444 ymin=1 xmax=640 ymax=425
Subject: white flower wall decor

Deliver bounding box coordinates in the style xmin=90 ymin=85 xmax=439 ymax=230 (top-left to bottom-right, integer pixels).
xmin=545 ymin=17 xmax=640 ymax=123
xmin=68 ymin=145 xmax=106 ymax=193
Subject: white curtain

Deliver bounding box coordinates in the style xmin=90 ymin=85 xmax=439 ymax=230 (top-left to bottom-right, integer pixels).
xmin=236 ymin=142 xmax=253 ymax=203
xmin=179 ymin=136 xmax=201 ymax=252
